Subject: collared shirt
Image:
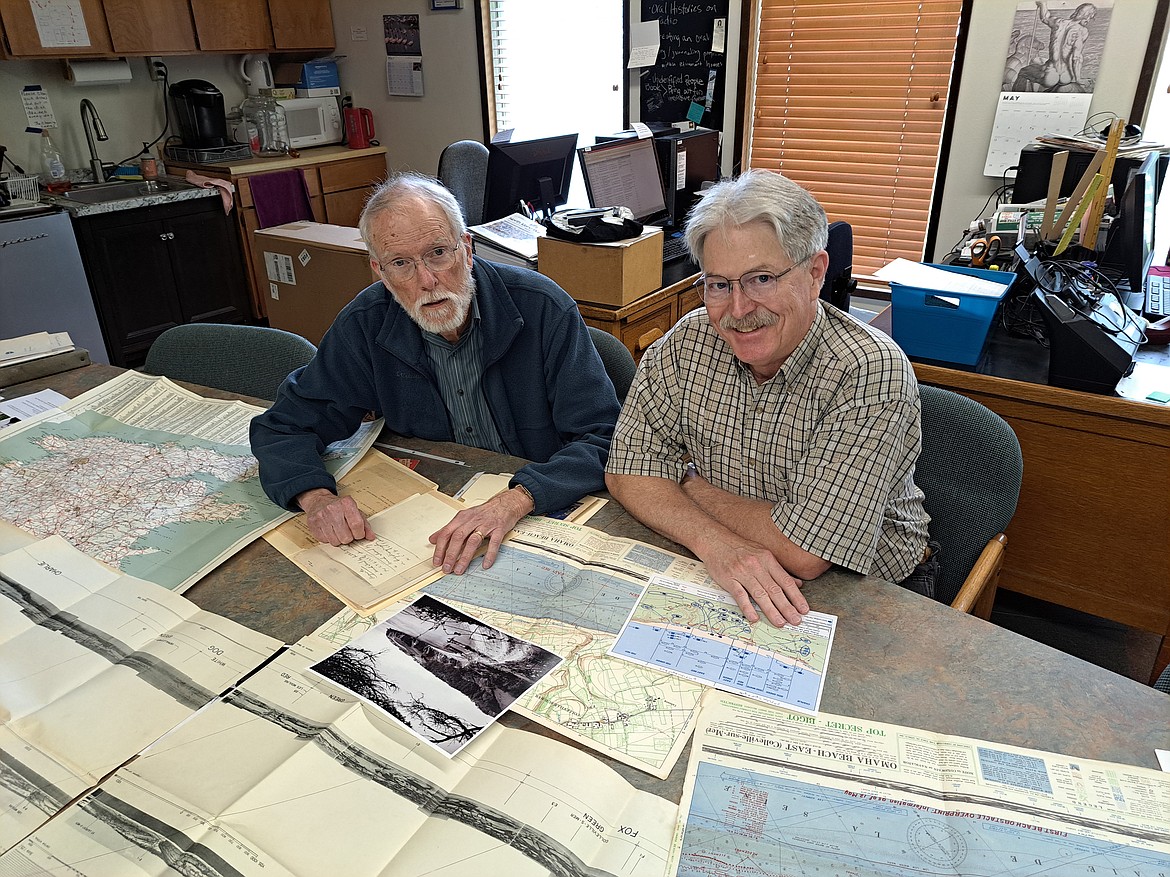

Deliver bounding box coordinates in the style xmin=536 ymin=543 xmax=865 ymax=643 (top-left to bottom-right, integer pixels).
xmin=607 ymin=301 xmax=930 ymax=582
xmin=421 ymin=295 xmax=507 ymax=454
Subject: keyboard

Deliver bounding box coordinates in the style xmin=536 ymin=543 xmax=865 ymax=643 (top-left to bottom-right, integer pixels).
xmin=1146 ymin=270 xmax=1170 ymax=318
xmin=662 ymin=234 xmax=688 ymax=263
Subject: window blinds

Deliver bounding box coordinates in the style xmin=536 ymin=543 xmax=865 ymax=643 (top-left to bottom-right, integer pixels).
xmin=745 ymin=0 xmax=963 ymax=277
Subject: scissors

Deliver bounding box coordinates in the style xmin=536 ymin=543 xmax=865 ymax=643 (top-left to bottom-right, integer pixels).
xmin=970 ymin=235 xmax=1002 ymax=268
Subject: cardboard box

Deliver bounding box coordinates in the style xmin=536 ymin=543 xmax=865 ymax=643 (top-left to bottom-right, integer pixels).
xmin=274 ymin=59 xmax=340 ymax=90
xmin=254 ymin=222 xmax=377 ymax=345
xmin=537 ymin=228 xmax=664 ymax=306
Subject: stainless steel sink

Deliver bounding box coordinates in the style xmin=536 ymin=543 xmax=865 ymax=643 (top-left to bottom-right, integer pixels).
xmin=59 ymin=178 xmax=197 ymax=205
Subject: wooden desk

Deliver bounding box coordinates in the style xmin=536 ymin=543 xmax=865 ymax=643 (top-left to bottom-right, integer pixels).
xmin=6 ymin=364 xmax=1169 ymax=799
xmin=575 ymin=264 xmax=701 ymax=362
xmin=869 ymin=308 xmax=1170 ymax=684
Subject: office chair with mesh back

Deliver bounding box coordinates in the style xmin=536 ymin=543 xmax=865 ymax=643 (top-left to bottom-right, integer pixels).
xmin=437 ymin=140 xmax=489 ymax=226
xmin=588 ymin=327 xmax=636 ymax=404
xmin=915 ymin=384 xmax=1023 ymax=618
xmin=143 ymin=324 xmax=317 ymax=402
xmin=1155 ymin=664 xmax=1170 ymax=694
xmin=820 ymin=221 xmax=856 ymax=312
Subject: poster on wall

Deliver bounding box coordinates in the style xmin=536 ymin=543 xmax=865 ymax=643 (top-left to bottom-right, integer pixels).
xmin=384 ymin=14 xmax=424 ymax=97
xmin=983 ymin=0 xmax=1113 ymax=178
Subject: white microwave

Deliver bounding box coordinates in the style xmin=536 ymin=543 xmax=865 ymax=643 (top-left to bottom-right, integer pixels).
xmin=276 ymin=96 xmax=343 ymax=149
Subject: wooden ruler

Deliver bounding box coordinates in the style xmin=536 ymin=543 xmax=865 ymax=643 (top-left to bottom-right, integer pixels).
xmin=1080 ymin=119 xmax=1125 ymax=251
xmin=1039 ymin=150 xmax=1069 ymax=239
xmin=1046 ymin=149 xmax=1105 ymax=244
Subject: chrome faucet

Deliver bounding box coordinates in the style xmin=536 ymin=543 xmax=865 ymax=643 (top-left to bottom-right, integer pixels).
xmin=79 ymin=99 xmax=109 ymax=183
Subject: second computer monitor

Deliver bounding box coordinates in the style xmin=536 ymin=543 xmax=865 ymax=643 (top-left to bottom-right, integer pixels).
xmin=578 ymin=137 xmax=668 ymax=222
xmin=483 ymin=132 xmax=578 ymax=222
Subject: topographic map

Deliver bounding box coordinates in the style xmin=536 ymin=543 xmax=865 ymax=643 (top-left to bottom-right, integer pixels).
xmin=306 ymin=540 xmax=707 ymax=778
xmin=0 ymin=372 xmax=376 ymax=591
xmin=610 ymin=575 xmax=835 ymax=714
xmin=678 ymin=765 xmax=1170 ymax=877
xmin=670 ymin=696 xmax=1170 ymax=877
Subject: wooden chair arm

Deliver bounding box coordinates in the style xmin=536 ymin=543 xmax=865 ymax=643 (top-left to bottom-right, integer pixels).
xmin=950 ymin=533 xmax=1007 ymax=620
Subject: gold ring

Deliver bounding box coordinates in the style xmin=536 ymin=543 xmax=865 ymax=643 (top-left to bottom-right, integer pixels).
xmin=473 ymin=531 xmax=485 ymax=540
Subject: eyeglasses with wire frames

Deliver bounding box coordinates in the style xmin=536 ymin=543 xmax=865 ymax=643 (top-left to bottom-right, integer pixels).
xmin=691 ymin=258 xmax=809 ymax=305
xmin=378 ymin=240 xmax=463 ymax=281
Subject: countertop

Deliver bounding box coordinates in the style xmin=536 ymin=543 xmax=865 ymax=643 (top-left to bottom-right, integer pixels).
xmin=40 ymin=177 xmax=219 ymax=218
xmin=164 ymin=144 xmax=387 ymax=176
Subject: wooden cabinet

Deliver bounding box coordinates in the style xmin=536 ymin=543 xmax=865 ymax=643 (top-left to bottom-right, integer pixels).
xmin=0 ymin=0 xmax=112 ymax=56
xmin=0 ymin=0 xmax=331 ymax=56
xmin=189 ymin=0 xmax=271 ymax=51
xmin=164 ymin=146 xmax=388 ymax=320
xmin=577 ymin=273 xmax=699 ymax=362
xmin=104 ymin=0 xmax=196 ymax=53
xmin=73 ymin=195 xmax=251 ymax=367
xmin=269 ymin=0 xmax=334 ymax=50
xmin=186 ymin=0 xmax=334 ymax=52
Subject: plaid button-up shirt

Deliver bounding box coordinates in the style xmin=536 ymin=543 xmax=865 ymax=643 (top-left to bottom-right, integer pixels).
xmin=607 ymin=302 xmax=930 ymax=583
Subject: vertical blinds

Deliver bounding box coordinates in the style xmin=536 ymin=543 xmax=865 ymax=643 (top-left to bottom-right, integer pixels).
xmin=484 ymin=0 xmax=509 ymax=132
xmin=745 ymin=0 xmax=963 ymax=276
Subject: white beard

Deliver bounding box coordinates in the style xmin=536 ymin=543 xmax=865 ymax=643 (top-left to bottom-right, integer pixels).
xmin=394 ymin=267 xmax=475 ymax=336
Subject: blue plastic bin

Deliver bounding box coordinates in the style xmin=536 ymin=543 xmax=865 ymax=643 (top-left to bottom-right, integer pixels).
xmin=889 ymin=264 xmax=1013 ymax=366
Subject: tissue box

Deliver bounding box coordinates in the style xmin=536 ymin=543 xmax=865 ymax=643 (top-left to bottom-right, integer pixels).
xmin=537 ymin=228 xmax=664 ymax=306
xmin=275 ymin=60 xmax=340 ymax=96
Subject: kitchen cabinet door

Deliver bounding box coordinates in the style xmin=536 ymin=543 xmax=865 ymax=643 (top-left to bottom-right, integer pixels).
xmin=104 ymin=0 xmax=197 ymax=54
xmin=190 ymin=0 xmax=272 ymax=51
xmin=165 ymin=207 xmax=250 ymax=324
xmin=74 ymin=197 xmax=251 ymax=368
xmin=77 ymin=215 xmax=186 ymax=368
xmin=0 ymin=0 xmax=113 ymax=56
xmin=268 ymin=0 xmax=334 ymax=49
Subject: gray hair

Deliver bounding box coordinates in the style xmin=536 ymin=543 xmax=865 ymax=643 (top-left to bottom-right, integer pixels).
xmin=358 ymin=172 xmax=468 ymax=249
xmin=683 ymin=169 xmax=828 ymax=269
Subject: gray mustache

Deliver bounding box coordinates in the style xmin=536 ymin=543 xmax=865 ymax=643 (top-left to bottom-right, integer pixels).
xmin=719 ymin=310 xmax=779 ymax=332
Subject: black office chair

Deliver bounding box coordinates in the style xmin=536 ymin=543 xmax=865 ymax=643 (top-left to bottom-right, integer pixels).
xmin=820 ymin=221 xmax=856 ymax=312
xmin=916 ymin=384 xmax=1023 ymax=618
xmin=437 ymin=139 xmax=489 ymax=226
xmin=588 ymin=327 xmax=636 ymax=404
xmin=143 ymin=324 xmax=317 ymax=402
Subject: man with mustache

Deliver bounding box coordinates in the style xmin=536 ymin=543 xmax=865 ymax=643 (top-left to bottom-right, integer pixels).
xmin=605 ymin=170 xmax=933 ymax=627
xmin=251 ymin=173 xmax=620 ymax=575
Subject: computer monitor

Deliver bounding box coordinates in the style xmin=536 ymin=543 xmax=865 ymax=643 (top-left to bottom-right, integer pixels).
xmin=1104 ymin=151 xmax=1160 ymax=291
xmin=483 ymin=132 xmax=578 ymax=222
xmin=578 ymin=137 xmax=668 ymax=222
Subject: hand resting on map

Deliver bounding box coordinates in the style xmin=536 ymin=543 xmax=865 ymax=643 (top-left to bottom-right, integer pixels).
xmin=429 ymin=486 xmax=534 ymax=575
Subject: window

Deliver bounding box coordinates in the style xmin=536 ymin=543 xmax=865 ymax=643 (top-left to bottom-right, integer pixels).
xmin=482 ymin=0 xmax=625 ymax=205
xmin=744 ymin=0 xmax=963 ymax=276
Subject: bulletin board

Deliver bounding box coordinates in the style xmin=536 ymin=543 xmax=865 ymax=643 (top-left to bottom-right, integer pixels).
xmin=638 ymin=0 xmax=729 ymax=129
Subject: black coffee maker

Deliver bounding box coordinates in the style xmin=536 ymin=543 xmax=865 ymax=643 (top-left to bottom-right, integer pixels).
xmin=170 ymin=80 xmax=230 ymax=149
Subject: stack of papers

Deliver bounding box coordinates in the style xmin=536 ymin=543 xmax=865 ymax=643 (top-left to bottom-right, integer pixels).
xmin=0 ymin=331 xmax=75 ymax=366
xmin=874 ymin=259 xmax=1012 ymax=297
xmin=470 ymin=212 xmax=544 ymax=268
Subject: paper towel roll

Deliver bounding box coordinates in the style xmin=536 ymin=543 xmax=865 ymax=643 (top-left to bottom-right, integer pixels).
xmin=64 ymin=58 xmax=134 ymax=86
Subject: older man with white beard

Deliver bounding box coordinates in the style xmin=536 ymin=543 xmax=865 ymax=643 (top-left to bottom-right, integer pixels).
xmin=250 ymin=173 xmax=620 ymax=576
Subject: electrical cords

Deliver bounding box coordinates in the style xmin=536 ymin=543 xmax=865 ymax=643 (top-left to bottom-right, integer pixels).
xmin=114 ymin=62 xmax=171 ymax=169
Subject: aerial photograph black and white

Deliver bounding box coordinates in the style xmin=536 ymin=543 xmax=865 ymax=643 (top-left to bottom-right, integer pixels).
xmin=309 ymin=595 xmax=562 ymax=755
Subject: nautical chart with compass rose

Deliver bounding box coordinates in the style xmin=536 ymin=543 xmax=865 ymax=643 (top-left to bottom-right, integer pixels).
xmin=907 ymin=817 xmax=968 ymax=868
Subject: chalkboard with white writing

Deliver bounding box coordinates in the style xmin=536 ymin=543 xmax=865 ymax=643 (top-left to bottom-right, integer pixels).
xmin=638 ymin=0 xmax=728 ymax=128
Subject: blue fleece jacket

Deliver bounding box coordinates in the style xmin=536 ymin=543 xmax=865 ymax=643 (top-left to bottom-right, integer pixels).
xmin=249 ymin=257 xmax=620 ymax=514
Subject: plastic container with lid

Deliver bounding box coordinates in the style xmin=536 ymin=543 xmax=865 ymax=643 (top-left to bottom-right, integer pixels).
xmin=239 ymin=94 xmax=289 ymax=157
